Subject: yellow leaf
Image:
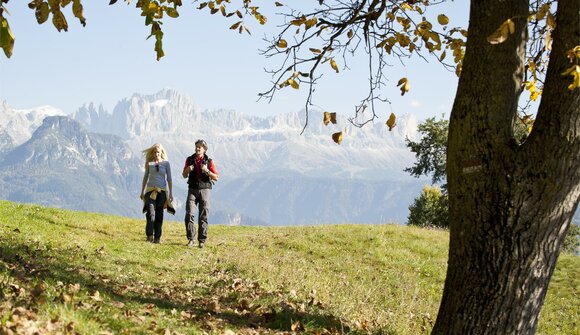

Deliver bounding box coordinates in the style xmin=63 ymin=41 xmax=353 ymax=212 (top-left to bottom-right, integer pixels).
xmin=347 ymin=29 xmax=353 ymax=39
xmin=256 ymin=13 xmax=267 ymax=25
xmin=229 ymin=21 xmax=241 ymax=30
xmin=386 ymin=113 xmax=396 ymax=131
xmin=547 ymin=13 xmax=556 ymax=30
xmin=397 ymin=77 xmax=410 ymax=95
xmin=536 ymin=3 xmax=549 ymax=20
xmin=323 ymin=112 xmax=337 ymax=125
xmin=507 ymin=19 xmax=515 ymax=34
xmin=561 ymin=65 xmax=580 ymax=90
xmin=290 ymin=18 xmax=305 ymax=26
xmin=288 ymin=78 xmax=299 ymax=89
xmin=437 ymin=14 xmax=449 ymax=25
xmin=309 ymin=48 xmax=321 ymax=54
xmin=566 ymin=46 xmax=580 ymax=62
xmin=401 ymin=3 xmax=413 ymax=11
xmin=439 ymin=50 xmax=446 ymax=61
xmin=90 ymin=290 xmax=103 ymax=302
xmin=544 ymin=30 xmax=552 ymax=51
xmin=332 ymin=131 xmax=343 ymax=145
xmin=277 ymin=39 xmax=288 ymax=48
xmin=330 ymin=59 xmax=339 ymax=73
xmin=305 ymin=18 xmax=317 ymax=30
xmin=487 ymin=19 xmax=515 ymax=45
xmin=291 ymin=321 xmax=304 ymax=332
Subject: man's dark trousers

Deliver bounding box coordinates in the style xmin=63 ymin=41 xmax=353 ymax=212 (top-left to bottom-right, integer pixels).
xmin=184 ymin=188 xmax=211 ymax=242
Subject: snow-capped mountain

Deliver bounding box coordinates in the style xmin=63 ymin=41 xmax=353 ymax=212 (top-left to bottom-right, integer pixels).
xmin=72 ymin=89 xmax=201 ymax=139
xmin=73 ymin=89 xmax=419 ymax=181
xmin=0 ymin=116 xmax=143 ymax=217
xmin=0 ymin=89 xmax=430 ymax=225
xmin=0 ymin=100 xmax=65 ymax=152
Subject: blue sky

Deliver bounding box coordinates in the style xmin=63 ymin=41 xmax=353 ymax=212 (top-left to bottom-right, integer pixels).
xmin=0 ymin=1 xmax=468 ymax=121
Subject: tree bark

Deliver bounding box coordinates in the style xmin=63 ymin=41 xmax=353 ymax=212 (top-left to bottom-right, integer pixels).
xmin=432 ymin=0 xmax=580 ymax=334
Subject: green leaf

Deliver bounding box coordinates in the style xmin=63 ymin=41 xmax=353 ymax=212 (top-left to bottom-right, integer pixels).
xmin=155 ymin=32 xmax=164 ymax=61
xmin=437 ymin=14 xmax=449 ymax=25
xmin=165 ymin=7 xmax=179 ymax=18
xmin=73 ymin=0 xmax=86 ymax=27
xmin=35 ymin=2 xmax=50 ymax=24
xmin=52 ymin=10 xmax=69 ymax=32
xmin=0 ymin=16 xmax=15 ymax=58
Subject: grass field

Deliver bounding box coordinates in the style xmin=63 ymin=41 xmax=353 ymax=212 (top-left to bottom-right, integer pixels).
xmin=0 ymin=200 xmax=578 ymax=334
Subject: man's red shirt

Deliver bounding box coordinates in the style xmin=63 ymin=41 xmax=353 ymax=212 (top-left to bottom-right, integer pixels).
xmin=183 ymin=156 xmax=218 ymax=178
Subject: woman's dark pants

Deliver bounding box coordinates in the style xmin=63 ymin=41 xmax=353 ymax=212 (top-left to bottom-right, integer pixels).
xmin=145 ymin=191 xmax=166 ymax=239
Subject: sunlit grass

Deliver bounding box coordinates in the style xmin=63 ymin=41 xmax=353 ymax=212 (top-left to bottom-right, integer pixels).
xmin=0 ymin=200 xmax=577 ymax=334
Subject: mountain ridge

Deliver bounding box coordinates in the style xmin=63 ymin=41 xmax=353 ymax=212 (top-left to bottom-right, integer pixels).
xmin=1 ymin=89 xmax=429 ymax=225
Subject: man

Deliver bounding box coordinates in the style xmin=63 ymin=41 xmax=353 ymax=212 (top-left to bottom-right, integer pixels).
xmin=182 ymin=139 xmax=219 ymax=248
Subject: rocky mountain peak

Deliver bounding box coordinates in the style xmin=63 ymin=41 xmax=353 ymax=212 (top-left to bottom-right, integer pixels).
xmin=0 ymin=102 xmax=65 ymax=146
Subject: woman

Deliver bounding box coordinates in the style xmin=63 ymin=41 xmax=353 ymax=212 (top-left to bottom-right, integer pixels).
xmin=140 ymin=143 xmax=174 ymax=244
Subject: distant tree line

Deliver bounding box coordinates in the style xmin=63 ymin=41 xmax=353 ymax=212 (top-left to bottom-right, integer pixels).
xmin=405 ymin=116 xmax=579 ymax=254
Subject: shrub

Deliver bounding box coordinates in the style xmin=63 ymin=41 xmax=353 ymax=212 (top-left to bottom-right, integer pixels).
xmin=562 ymin=223 xmax=579 ymax=254
xmin=407 ymin=185 xmax=448 ymax=229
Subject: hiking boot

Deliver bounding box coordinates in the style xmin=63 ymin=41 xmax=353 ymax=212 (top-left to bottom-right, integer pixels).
xmin=153 ymin=238 xmax=160 ymax=244
xmin=198 ymin=242 xmax=205 ymax=249
xmin=147 ymin=235 xmax=154 ymax=242
xmin=187 ymin=240 xmax=195 ymax=247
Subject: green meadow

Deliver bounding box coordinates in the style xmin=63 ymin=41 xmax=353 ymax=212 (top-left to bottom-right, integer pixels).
xmin=0 ymin=200 xmax=577 ymax=334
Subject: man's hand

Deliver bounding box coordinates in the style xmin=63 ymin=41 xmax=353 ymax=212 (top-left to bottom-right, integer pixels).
xmin=201 ymin=164 xmax=209 ymax=174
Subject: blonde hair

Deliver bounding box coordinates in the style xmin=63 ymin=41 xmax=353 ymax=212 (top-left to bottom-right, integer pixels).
xmin=142 ymin=143 xmax=168 ymax=163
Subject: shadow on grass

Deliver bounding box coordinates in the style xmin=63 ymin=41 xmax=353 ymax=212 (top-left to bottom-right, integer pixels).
xmin=0 ymin=233 xmax=349 ymax=334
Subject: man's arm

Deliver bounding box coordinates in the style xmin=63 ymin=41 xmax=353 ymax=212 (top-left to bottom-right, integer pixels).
xmin=182 ymin=159 xmax=192 ymax=178
xmin=208 ymin=160 xmax=219 ymax=181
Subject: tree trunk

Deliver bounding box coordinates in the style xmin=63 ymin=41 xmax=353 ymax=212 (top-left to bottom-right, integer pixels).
xmin=432 ymin=0 xmax=580 ymax=334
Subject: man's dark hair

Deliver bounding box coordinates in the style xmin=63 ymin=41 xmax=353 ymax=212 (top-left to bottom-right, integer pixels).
xmin=195 ymin=139 xmax=208 ymax=151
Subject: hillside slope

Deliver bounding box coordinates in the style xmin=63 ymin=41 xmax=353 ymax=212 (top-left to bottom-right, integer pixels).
xmin=0 ymin=201 xmax=577 ymax=334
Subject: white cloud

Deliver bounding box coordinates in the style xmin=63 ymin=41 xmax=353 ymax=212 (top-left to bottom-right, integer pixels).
xmin=410 ymin=100 xmax=422 ymax=108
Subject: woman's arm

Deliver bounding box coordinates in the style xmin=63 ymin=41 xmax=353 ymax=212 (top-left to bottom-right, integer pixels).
xmin=140 ymin=163 xmax=149 ymax=199
xmin=166 ymin=161 xmax=173 ymax=201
